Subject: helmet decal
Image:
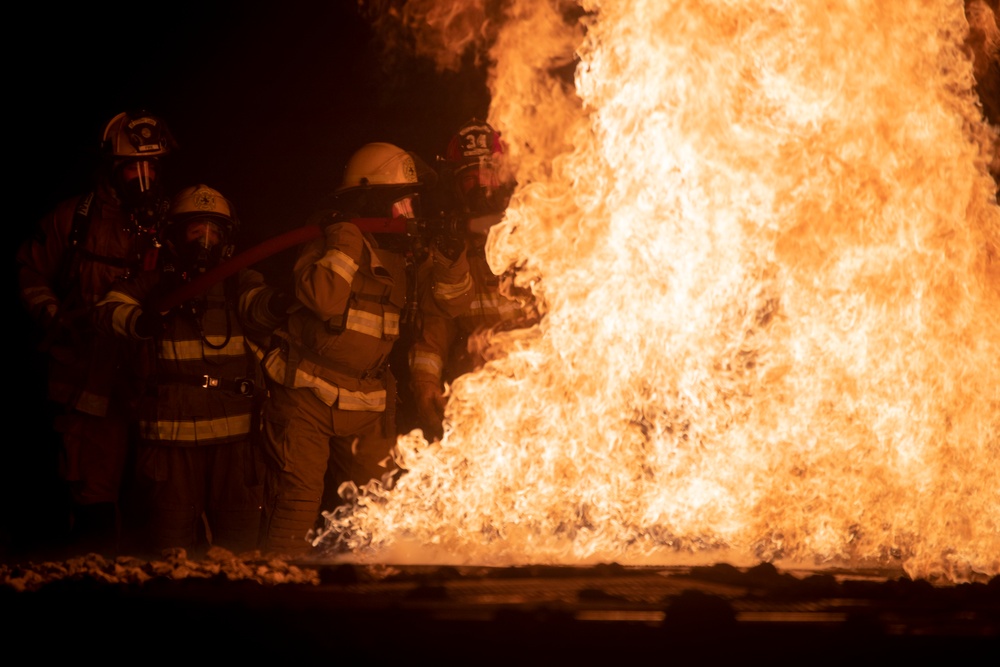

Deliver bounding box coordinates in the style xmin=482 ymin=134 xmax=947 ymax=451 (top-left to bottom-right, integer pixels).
xmin=103 ymin=110 xmax=175 ymax=159
xmin=446 ymin=119 xmax=505 ymax=162
xmin=194 ymin=189 xmax=217 ymax=211
xmin=402 ymin=155 xmax=417 ymax=183
xmin=126 ymin=116 xmax=168 ymax=153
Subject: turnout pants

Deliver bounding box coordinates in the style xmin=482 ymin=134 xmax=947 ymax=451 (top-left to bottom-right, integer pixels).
xmin=136 ymin=439 xmax=264 ymax=556
xmin=259 ymin=382 xmax=396 ymax=556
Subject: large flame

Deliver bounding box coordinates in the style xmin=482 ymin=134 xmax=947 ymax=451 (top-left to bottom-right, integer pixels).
xmin=325 ymin=0 xmax=1000 ymax=583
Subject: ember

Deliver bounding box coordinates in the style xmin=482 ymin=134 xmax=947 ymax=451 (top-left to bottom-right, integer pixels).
xmin=317 ymin=0 xmax=1000 ymax=584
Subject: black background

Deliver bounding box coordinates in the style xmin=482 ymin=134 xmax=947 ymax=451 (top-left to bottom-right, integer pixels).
xmin=12 ymin=1 xmax=491 ymax=246
xmin=6 ymin=0 xmax=491 ymax=559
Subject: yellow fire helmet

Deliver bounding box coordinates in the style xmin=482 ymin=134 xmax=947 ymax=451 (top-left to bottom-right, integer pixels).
xmin=338 ymin=142 xmax=418 ymax=191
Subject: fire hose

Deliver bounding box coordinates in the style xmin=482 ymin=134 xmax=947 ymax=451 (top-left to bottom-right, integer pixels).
xmin=37 ymin=214 xmax=445 ymax=352
xmin=151 ymin=217 xmax=409 ymax=313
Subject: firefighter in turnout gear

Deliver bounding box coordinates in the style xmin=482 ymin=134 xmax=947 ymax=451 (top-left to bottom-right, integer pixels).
xmin=15 ymin=109 xmax=176 ymax=555
xmin=259 ymin=142 xmax=446 ymax=556
xmin=409 ymin=119 xmax=536 ymax=441
xmin=92 ymin=185 xmax=288 ymax=556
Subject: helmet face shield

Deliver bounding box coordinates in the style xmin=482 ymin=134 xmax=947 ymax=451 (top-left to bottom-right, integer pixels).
xmin=391 ymin=194 xmax=418 ymax=220
xmin=116 ymin=158 xmax=159 ymax=197
xmin=184 ymin=219 xmax=225 ymax=251
xmin=174 ymin=217 xmax=228 ymax=273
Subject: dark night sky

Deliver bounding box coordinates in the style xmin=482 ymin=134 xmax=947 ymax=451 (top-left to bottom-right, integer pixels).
xmin=6 ymin=1 xmax=490 ymax=556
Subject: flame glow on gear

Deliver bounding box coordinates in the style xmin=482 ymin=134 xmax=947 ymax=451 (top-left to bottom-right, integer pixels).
xmin=338 ymin=142 xmax=419 ymax=191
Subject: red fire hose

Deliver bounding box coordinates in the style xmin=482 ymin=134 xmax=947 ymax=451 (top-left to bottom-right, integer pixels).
xmin=152 ymin=217 xmax=409 ymax=313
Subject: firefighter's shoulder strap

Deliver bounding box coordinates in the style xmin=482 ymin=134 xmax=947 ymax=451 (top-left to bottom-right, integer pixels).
xmin=69 ymin=191 xmax=96 ymax=248
xmin=57 ymin=191 xmax=139 ymax=299
xmin=56 ymin=191 xmax=96 ymax=298
xmin=325 ymin=245 xmax=393 ymax=335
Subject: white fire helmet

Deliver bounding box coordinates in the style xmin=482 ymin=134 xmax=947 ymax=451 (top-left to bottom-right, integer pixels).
xmin=337 ymin=142 xmax=418 ymax=191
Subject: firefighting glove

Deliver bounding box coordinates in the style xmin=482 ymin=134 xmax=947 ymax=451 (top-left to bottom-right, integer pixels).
xmin=433 ymin=233 xmax=466 ymax=263
xmin=39 ymin=303 xmax=60 ymax=332
xmin=266 ymin=289 xmax=298 ymax=319
xmin=412 ymin=380 xmax=446 ymax=441
xmin=134 ymin=309 xmax=168 ymax=339
xmin=324 ymin=221 xmax=365 ymax=259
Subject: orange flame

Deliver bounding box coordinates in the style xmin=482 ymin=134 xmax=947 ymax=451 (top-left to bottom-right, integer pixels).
xmin=323 ymin=0 xmax=1000 ymax=584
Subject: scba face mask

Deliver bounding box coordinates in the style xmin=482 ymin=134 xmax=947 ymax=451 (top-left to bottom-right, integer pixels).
xmin=114 ymin=158 xmax=168 ymax=233
xmin=164 ymin=185 xmax=239 ymax=275
xmin=178 ymin=219 xmax=227 ymax=274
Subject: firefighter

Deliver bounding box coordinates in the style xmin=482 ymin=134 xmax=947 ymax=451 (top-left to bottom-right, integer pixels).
xmin=15 ymin=110 xmax=176 ymax=556
xmin=258 ymin=142 xmax=451 ymax=557
xmin=409 ymin=119 xmax=538 ymax=441
xmin=91 ymin=184 xmax=290 ymax=556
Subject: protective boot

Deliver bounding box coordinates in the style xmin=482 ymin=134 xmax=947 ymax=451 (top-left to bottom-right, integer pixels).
xmin=211 ymin=506 xmax=263 ymax=555
xmin=146 ymin=503 xmax=200 ymax=556
xmin=69 ymin=502 xmax=119 ymax=556
xmin=259 ymin=493 xmax=320 ymax=557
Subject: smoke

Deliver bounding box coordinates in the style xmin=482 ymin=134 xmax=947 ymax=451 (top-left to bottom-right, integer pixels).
xmin=358 ymin=0 xmax=502 ymax=72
